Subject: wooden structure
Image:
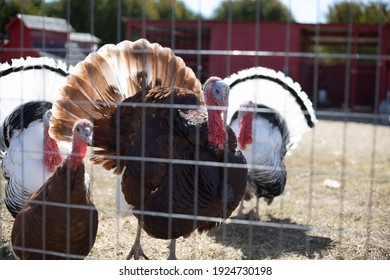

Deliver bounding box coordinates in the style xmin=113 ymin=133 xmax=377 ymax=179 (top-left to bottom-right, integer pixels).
xmin=0 ymin=14 xmax=101 ymax=66
xmin=125 ymin=19 xmax=390 ymax=113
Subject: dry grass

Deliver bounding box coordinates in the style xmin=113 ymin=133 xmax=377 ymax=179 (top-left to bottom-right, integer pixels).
xmin=1 ymin=120 xmax=389 ymax=260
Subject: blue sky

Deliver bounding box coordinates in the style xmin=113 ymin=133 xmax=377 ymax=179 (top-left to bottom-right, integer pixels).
xmin=181 ymin=0 xmax=375 ymax=23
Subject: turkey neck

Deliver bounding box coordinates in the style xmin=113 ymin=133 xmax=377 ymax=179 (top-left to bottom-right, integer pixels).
xmin=43 ymin=122 xmax=62 ymax=172
xmin=207 ymin=108 xmax=227 ymax=150
xmin=70 ymin=136 xmax=87 ymax=170
xmin=238 ymin=113 xmax=254 ymax=150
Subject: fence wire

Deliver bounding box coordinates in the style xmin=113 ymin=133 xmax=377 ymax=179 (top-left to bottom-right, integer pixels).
xmin=0 ymin=0 xmax=389 ymax=260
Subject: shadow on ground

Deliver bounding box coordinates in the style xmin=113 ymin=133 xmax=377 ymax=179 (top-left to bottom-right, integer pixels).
xmin=0 ymin=243 xmax=14 ymax=260
xmin=207 ymin=214 xmax=333 ymax=260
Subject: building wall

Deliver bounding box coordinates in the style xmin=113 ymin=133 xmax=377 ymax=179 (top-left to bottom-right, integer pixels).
xmin=207 ymin=22 xmax=302 ymax=81
xmin=1 ymin=16 xmax=98 ymax=66
xmin=0 ymin=20 xmax=39 ymax=63
xmin=125 ymin=19 xmax=389 ymax=113
xmin=2 ymin=18 xmax=388 ymax=113
xmin=29 ymin=29 xmax=68 ymax=58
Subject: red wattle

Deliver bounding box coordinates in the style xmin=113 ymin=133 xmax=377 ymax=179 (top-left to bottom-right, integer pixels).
xmin=70 ymin=139 xmax=88 ymax=169
xmin=238 ymin=114 xmax=253 ymax=150
xmin=207 ymin=109 xmax=227 ymax=150
xmin=43 ymin=126 xmax=62 ymax=172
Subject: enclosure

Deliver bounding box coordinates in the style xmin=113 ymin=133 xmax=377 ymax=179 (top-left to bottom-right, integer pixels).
xmin=0 ymin=0 xmax=389 ymax=261
xmin=1 ymin=119 xmax=389 ymax=260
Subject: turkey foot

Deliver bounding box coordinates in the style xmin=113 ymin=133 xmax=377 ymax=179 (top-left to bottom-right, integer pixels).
xmin=127 ymin=221 xmax=149 ymax=260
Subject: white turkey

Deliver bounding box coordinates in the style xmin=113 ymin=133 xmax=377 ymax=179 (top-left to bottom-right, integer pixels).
xmin=0 ymin=57 xmax=73 ymax=217
xmin=223 ymin=66 xmax=317 ymax=218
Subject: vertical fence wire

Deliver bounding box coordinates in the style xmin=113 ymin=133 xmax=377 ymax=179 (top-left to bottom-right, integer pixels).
xmin=0 ymin=0 xmax=389 ymax=260
xmin=304 ymin=0 xmax=321 ymax=256
xmin=276 ymin=0 xmax=292 ymax=256
xmin=363 ymin=0 xmax=384 ymax=258
xmin=192 ymin=0 xmax=202 ymax=259
xmin=337 ymin=2 xmax=355 ymax=248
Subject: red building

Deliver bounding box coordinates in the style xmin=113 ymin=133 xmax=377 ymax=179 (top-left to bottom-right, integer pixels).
xmin=0 ymin=14 xmax=101 ymax=66
xmin=125 ymin=19 xmax=390 ymax=113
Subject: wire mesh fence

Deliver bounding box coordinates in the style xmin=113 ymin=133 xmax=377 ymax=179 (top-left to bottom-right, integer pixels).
xmin=0 ymin=0 xmax=389 ymax=260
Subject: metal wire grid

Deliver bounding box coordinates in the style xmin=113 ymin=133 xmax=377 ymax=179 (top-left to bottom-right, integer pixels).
xmin=0 ymin=0 xmax=389 ymax=260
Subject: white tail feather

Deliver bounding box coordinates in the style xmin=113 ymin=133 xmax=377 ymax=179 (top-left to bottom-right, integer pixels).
xmin=224 ymin=66 xmax=317 ymax=147
xmin=0 ymin=57 xmax=72 ymax=123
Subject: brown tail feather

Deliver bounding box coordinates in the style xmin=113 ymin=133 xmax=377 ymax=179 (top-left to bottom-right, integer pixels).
xmin=90 ymin=150 xmax=121 ymax=172
xmin=49 ymin=38 xmax=201 ymax=143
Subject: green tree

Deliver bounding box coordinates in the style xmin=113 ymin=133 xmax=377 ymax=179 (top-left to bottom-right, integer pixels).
xmin=45 ymin=0 xmax=196 ymax=44
xmin=326 ymin=1 xmax=390 ymax=24
xmin=211 ymin=0 xmax=293 ymax=21
xmin=45 ymin=0 xmax=126 ymax=44
xmin=0 ymin=0 xmax=42 ymax=34
xmin=1 ymin=0 xmax=196 ymax=45
xmin=46 ymin=0 xmax=91 ymax=34
xmin=154 ymin=0 xmax=196 ymax=20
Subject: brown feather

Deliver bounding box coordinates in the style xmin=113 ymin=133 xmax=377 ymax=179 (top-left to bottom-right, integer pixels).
xmin=90 ymin=86 xmax=203 ymax=174
xmin=11 ymin=159 xmax=98 ymax=260
xmin=49 ymin=39 xmax=201 ymax=143
xmin=97 ymin=86 xmax=247 ymax=240
xmin=48 ymin=38 xmax=243 ymax=250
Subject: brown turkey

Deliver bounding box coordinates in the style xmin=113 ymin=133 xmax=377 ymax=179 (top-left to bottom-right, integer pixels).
xmin=11 ymin=119 xmax=98 ymax=260
xmin=48 ymin=38 xmax=247 ymax=260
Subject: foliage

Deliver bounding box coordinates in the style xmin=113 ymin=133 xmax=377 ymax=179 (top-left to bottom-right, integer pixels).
xmin=211 ymin=0 xmax=293 ymax=22
xmin=0 ymin=0 xmax=196 ymax=45
xmin=318 ymin=2 xmax=389 ymax=65
xmin=45 ymin=0 xmax=196 ymax=44
xmin=326 ymin=1 xmax=390 ymax=24
xmin=0 ymin=0 xmax=41 ymax=33
xmin=153 ymin=0 xmax=196 ymax=20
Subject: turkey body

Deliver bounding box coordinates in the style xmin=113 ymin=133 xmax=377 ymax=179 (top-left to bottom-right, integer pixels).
xmin=1 ymin=103 xmax=83 ymax=218
xmin=49 ymin=39 xmax=247 ymax=259
xmin=0 ymin=57 xmax=72 ymax=217
xmin=229 ymin=104 xmax=289 ymax=204
xmin=11 ymin=119 xmax=98 ymax=260
xmin=102 ymin=86 xmax=248 ymax=240
xmin=224 ymin=66 xmax=317 ymax=214
xmin=11 ymin=159 xmax=98 ymax=259
xmin=1 ymin=102 xmax=53 ymax=217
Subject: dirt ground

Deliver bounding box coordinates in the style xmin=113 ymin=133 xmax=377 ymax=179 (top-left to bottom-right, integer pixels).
xmin=1 ymin=119 xmax=389 ymax=260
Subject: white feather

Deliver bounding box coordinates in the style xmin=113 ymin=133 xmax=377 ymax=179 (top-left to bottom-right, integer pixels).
xmin=2 ymin=121 xmax=72 ymax=213
xmin=0 ymin=57 xmax=73 ymax=124
xmin=224 ymin=66 xmax=317 ymax=149
xmin=230 ymin=117 xmax=284 ymax=170
xmin=0 ymin=57 xmax=76 ymax=216
xmin=95 ymin=42 xmax=133 ymax=96
xmin=115 ymin=167 xmax=132 ymax=216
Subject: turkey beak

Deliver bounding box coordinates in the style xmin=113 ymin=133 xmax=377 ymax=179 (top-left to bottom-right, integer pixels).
xmin=84 ymin=128 xmax=93 ymax=145
xmin=221 ymin=84 xmax=229 ymax=108
xmin=86 ymin=134 xmax=93 ymax=146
